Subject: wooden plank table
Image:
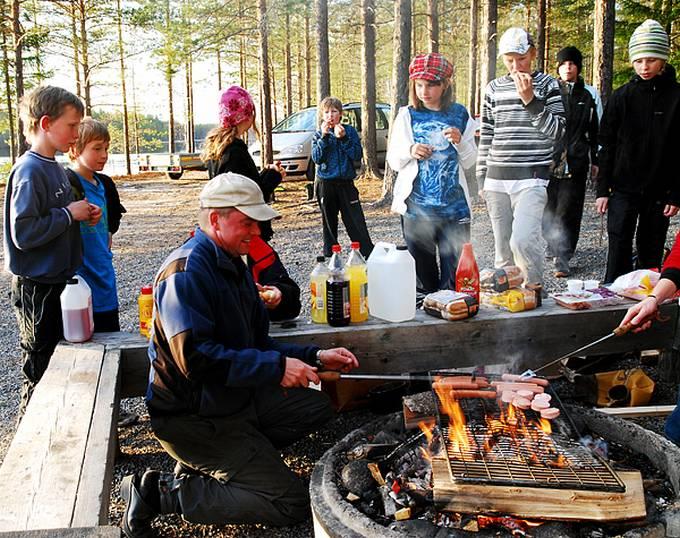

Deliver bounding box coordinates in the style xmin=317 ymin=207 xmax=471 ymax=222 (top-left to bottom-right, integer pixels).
xmin=107 ymin=299 xmax=680 ymax=398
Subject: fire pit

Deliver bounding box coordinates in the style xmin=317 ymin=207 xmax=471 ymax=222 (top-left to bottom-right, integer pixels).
xmin=310 ymin=387 xmax=680 ymax=538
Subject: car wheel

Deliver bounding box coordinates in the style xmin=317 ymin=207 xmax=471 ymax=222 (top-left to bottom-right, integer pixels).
xmin=167 ymin=171 xmax=183 ymax=180
xmin=306 ymin=160 xmax=315 ymax=182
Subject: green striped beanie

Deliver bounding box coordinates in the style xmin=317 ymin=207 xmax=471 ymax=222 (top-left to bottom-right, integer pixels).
xmin=629 ymin=19 xmax=670 ymax=62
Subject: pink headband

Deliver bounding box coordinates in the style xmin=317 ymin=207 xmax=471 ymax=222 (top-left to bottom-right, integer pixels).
xmin=218 ymin=85 xmax=255 ymax=129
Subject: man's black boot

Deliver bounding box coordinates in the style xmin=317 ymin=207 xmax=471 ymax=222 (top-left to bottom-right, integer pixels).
xmin=121 ymin=470 xmax=160 ymax=538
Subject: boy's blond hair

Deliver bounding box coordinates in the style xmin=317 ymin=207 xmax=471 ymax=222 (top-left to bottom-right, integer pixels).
xmin=68 ymin=117 xmax=110 ymax=160
xmin=19 ymin=85 xmax=84 ymax=139
xmin=318 ymin=96 xmax=343 ymax=125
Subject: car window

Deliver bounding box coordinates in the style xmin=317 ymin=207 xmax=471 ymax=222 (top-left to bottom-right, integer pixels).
xmin=341 ymin=109 xmax=358 ymax=129
xmin=272 ymin=108 xmax=317 ymax=133
xmin=376 ymin=108 xmax=388 ymax=130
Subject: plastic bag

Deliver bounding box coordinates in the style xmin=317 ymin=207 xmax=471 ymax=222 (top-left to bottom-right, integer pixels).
xmin=422 ymin=290 xmax=479 ymax=321
xmin=609 ymin=269 xmax=660 ymax=301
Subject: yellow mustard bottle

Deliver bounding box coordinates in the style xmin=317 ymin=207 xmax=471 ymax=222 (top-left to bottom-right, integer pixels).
xmin=346 ymin=242 xmax=369 ymax=323
xmin=138 ymin=285 xmax=153 ymax=338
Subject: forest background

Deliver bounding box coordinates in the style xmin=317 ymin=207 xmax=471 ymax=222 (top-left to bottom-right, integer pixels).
xmin=0 ymin=0 xmax=677 ymax=183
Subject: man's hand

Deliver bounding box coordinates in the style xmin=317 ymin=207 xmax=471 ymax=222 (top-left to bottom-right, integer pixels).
xmin=620 ymin=296 xmax=658 ymax=333
xmin=595 ymin=197 xmax=609 ymax=214
xmin=664 ymin=204 xmax=680 ymax=217
xmin=257 ymin=283 xmax=282 ymax=309
xmin=510 ymin=72 xmax=535 ymax=105
xmin=88 ymin=203 xmax=102 ymax=226
xmin=334 ymin=124 xmax=346 ymax=139
xmin=410 ymin=143 xmax=433 ymax=160
xmin=281 ymin=357 xmax=320 ymax=388
xmin=67 ymin=200 xmax=92 ymax=222
xmin=318 ymin=347 xmax=359 ymax=372
xmin=443 ymin=127 xmax=462 ymax=145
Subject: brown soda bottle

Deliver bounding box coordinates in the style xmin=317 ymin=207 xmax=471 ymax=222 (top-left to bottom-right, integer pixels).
xmin=455 ymin=243 xmax=480 ymax=302
xmin=326 ymin=244 xmax=351 ymax=327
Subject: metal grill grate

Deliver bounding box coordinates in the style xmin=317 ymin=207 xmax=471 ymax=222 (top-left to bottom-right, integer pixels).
xmin=433 ymin=376 xmax=625 ymax=493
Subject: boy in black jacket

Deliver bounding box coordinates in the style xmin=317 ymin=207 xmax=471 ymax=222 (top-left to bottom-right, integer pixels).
xmin=596 ymin=20 xmax=680 ymax=283
xmin=543 ymin=46 xmax=600 ymax=277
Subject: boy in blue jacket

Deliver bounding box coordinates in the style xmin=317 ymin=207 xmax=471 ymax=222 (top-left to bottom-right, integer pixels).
xmin=311 ymin=97 xmax=373 ymax=258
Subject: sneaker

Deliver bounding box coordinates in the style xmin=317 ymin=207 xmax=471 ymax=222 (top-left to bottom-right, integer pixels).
xmin=121 ymin=471 xmax=159 ymax=538
xmin=554 ymin=257 xmax=570 ymax=278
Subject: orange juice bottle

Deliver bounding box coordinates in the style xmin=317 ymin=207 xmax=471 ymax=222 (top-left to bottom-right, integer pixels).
xmin=345 ymin=242 xmax=369 ymax=323
xmin=138 ymin=285 xmax=154 ymax=338
xmin=310 ymin=256 xmax=329 ymax=323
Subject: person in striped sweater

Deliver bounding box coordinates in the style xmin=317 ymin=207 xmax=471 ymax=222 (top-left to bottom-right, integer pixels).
xmin=477 ymin=27 xmax=566 ymax=287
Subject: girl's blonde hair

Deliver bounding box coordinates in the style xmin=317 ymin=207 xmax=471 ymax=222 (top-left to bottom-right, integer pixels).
xmin=201 ymin=113 xmax=260 ymax=163
xmin=408 ymin=79 xmax=454 ymax=110
xmin=68 ymin=117 xmax=110 ymax=161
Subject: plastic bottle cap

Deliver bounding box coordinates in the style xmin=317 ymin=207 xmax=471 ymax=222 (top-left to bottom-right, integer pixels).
xmin=316 ymin=255 xmax=326 ymax=262
xmin=67 ymin=278 xmax=78 ymax=285
xmin=396 ymin=245 xmax=408 ymax=251
xmin=332 ymin=244 xmax=341 ymax=252
xmin=141 ymin=285 xmax=153 ymax=294
xmin=351 ymin=242 xmax=360 ymax=249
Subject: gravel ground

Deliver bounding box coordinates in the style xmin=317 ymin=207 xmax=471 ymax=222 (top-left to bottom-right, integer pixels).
xmin=0 ymin=173 xmax=678 ymax=537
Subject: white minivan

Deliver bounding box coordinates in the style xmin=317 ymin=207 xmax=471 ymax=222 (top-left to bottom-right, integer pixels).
xmin=249 ymin=102 xmax=391 ymax=181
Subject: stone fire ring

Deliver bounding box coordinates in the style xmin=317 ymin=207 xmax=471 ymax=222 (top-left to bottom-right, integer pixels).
xmin=310 ymin=406 xmax=680 ymax=538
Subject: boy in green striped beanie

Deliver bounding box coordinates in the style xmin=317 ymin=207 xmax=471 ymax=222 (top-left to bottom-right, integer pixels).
xmin=596 ymin=19 xmax=680 ymax=284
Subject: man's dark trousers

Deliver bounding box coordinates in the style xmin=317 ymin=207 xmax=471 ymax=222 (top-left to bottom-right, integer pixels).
xmin=543 ymin=171 xmax=587 ymax=261
xmin=151 ymin=385 xmax=334 ymax=525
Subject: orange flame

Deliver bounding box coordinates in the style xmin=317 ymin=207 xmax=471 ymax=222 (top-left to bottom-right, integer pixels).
xmin=433 ymin=381 xmax=472 ymax=457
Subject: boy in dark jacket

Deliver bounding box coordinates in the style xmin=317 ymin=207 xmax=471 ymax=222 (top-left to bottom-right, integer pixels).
xmin=543 ymin=46 xmax=600 ymax=277
xmin=596 ymin=20 xmax=680 ymax=283
xmin=311 ymin=97 xmax=373 ymax=258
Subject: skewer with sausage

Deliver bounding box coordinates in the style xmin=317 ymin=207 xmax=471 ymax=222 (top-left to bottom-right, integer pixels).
xmin=502 ymin=373 xmax=550 ymax=387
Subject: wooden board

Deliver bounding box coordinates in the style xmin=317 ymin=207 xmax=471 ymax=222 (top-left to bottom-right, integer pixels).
xmin=432 ymin=456 xmax=646 ymax=521
xmin=595 ymin=404 xmax=676 ymax=418
xmin=0 ymin=346 xmax=107 ymax=531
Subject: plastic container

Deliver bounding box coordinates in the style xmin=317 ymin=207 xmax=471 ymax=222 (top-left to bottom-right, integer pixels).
xmin=482 ymin=288 xmax=537 ymax=312
xmin=138 ymin=285 xmax=154 ymax=338
xmin=61 ymin=276 xmax=94 ymax=343
xmin=367 ymin=243 xmax=416 ymax=322
xmin=310 ymin=256 xmax=329 ymax=324
xmin=345 ymin=242 xmax=368 ymax=323
xmin=455 ymin=243 xmax=480 ymax=302
xmin=326 ymin=245 xmax=350 ymax=327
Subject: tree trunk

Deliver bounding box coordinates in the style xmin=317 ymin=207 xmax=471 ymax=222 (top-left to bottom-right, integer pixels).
xmin=78 ymin=0 xmax=91 ymax=115
xmin=165 ymin=0 xmax=175 ymax=153
xmin=2 ymin=0 xmax=16 ymax=162
xmin=361 ymin=0 xmax=379 ymax=177
xmin=240 ymin=34 xmax=247 ymax=88
xmin=315 ymin=0 xmax=330 ymax=102
xmin=411 ymin=0 xmax=417 ymax=55
xmin=258 ymin=0 xmax=273 ymax=164
xmin=12 ymin=0 xmax=26 ymax=155
xmin=427 ymin=0 xmax=439 ymax=53
xmin=544 ymin=0 xmax=551 ymax=69
xmin=116 ymin=0 xmax=131 ymax=175
xmin=185 ymin=59 xmax=195 ymax=152
xmin=296 ymin=30 xmax=303 ymax=109
xmin=468 ymin=0 xmax=479 ymax=114
xmin=284 ymin=9 xmax=292 ymax=117
xmin=70 ymin=3 xmax=81 ymax=98
xmin=270 ymin=63 xmax=278 ymax=125
xmin=131 ymin=66 xmax=140 ymax=154
xmin=304 ymin=2 xmax=312 ymax=107
xmin=379 ymin=0 xmax=411 ymax=204
xmin=484 ymin=0 xmax=497 ymax=89
xmin=216 ymin=49 xmax=222 ymax=89
xmin=593 ymin=0 xmax=615 ymax=105
xmin=536 ymin=0 xmax=546 ymax=72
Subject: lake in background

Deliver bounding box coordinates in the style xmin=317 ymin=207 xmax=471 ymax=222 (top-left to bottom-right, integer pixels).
xmin=1 ymin=154 xmax=150 ymax=177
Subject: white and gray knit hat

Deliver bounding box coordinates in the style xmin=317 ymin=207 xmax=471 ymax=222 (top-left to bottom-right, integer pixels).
xmin=629 ymin=19 xmax=670 ymax=62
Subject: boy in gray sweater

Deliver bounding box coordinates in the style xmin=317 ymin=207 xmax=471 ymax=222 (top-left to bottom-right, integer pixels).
xmin=3 ymin=86 xmax=100 ymax=420
xmin=477 ymin=28 xmax=565 ymax=286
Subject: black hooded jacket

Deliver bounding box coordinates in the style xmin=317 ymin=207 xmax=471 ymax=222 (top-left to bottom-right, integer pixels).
xmin=561 ymin=77 xmax=599 ymax=176
xmin=597 ymin=65 xmax=680 ymax=205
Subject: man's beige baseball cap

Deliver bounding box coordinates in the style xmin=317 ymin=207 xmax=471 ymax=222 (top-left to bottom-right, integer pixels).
xmin=199 ymin=172 xmax=280 ymax=221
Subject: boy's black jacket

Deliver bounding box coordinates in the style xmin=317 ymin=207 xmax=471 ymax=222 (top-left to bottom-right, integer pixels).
xmin=597 ymin=65 xmax=680 ymax=205
xmin=65 ymin=168 xmax=127 ymax=234
xmin=561 ymin=77 xmax=599 ymax=175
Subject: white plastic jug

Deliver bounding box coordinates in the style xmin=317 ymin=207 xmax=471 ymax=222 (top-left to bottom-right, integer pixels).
xmin=60 ymin=276 xmax=94 ymax=343
xmin=367 ymin=243 xmax=416 ymax=322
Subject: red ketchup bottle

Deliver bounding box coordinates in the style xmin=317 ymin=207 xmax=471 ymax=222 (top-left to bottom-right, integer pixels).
xmin=455 ymin=243 xmax=480 ymax=302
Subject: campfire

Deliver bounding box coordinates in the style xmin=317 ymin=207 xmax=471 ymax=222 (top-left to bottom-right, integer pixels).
xmin=317 ymin=371 xmax=677 ymax=537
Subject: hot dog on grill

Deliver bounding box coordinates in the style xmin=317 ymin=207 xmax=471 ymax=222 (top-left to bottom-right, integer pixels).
xmin=448 ymin=389 xmax=497 ymax=399
xmin=501 ymin=373 xmax=550 ymax=386
xmin=492 ymin=382 xmax=545 ymax=394
xmin=540 ymin=407 xmax=560 ymax=420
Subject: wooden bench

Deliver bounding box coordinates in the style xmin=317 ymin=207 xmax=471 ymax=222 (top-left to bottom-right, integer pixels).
xmin=0 ymin=300 xmax=678 ymax=533
xmin=0 ymin=343 xmax=123 ymax=536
